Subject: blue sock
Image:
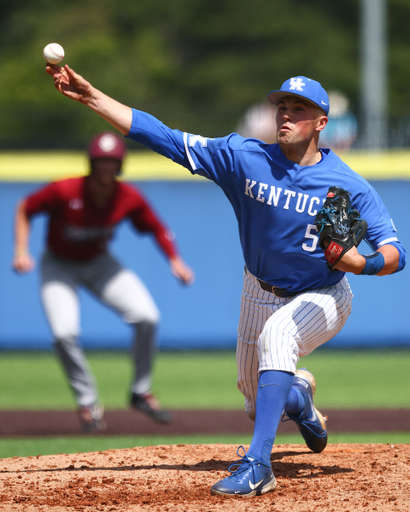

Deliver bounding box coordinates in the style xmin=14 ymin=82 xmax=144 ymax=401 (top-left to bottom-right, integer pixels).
xmin=284 ymin=387 xmax=305 ymax=416
xmin=247 ymin=370 xmax=294 ymax=466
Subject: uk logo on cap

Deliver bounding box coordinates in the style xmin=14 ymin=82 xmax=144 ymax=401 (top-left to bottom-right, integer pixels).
xmin=267 ymin=76 xmax=330 ymax=115
xmin=288 ymin=77 xmax=306 ymax=92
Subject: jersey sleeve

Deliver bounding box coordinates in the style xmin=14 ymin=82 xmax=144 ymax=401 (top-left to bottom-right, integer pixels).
xmin=352 ymin=184 xmax=401 ymax=251
xmin=126 ymin=109 xmax=239 ymax=186
xmin=24 ymin=182 xmax=61 ymax=217
xmin=127 ymin=187 xmax=178 ymax=259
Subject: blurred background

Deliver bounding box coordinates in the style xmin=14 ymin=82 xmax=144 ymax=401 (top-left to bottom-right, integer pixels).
xmin=0 ymin=0 xmax=409 ymax=352
xmin=1 ymin=0 xmax=409 ymax=149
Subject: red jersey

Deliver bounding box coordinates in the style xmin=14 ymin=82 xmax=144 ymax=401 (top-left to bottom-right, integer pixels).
xmin=24 ymin=177 xmax=178 ymax=262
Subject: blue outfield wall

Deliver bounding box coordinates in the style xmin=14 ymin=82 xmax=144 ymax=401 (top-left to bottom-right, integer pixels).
xmin=0 ymin=179 xmax=409 ymax=351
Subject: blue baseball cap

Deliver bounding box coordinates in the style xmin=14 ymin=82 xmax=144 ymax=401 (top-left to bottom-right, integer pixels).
xmin=267 ymin=76 xmax=329 ymax=115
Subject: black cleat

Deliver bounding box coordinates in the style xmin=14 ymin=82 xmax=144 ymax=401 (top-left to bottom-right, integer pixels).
xmin=130 ymin=392 xmax=172 ymax=423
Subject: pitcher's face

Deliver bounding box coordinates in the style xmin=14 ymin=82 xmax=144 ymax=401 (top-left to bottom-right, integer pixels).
xmin=276 ymin=96 xmax=327 ymax=147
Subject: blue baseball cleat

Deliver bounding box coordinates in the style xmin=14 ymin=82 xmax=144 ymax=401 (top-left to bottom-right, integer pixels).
xmin=284 ymin=368 xmax=328 ymax=453
xmin=210 ymin=446 xmax=276 ymax=498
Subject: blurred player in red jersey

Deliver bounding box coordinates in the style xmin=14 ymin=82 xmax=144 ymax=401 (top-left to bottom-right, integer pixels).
xmin=12 ymin=132 xmax=194 ymax=432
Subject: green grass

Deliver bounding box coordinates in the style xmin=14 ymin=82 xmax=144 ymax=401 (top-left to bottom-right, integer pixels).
xmin=294 ymin=348 xmax=410 ymax=409
xmin=0 ymin=349 xmax=409 ymax=410
xmin=1 ymin=432 xmax=409 ymax=460
xmin=0 ymin=349 xmax=409 ymax=458
xmin=0 ymin=350 xmax=243 ymax=409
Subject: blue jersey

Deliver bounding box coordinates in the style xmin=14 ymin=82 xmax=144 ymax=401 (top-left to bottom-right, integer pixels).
xmin=128 ymin=109 xmax=402 ymax=291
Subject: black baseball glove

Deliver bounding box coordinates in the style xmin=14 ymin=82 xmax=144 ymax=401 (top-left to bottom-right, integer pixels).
xmin=315 ymin=186 xmax=367 ymax=271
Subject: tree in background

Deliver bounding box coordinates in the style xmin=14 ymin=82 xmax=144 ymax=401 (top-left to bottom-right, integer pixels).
xmin=0 ymin=0 xmax=408 ymax=149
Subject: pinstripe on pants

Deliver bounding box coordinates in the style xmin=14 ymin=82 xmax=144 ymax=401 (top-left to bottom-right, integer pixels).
xmin=237 ymin=268 xmax=353 ymax=420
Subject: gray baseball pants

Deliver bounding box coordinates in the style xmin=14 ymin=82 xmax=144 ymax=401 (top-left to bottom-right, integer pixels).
xmin=40 ymin=250 xmax=160 ymax=408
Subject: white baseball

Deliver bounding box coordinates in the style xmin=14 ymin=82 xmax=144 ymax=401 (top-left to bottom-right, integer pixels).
xmin=43 ymin=43 xmax=65 ymax=65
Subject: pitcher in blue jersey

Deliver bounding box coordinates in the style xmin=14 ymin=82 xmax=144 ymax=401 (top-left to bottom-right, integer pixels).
xmin=46 ymin=64 xmax=406 ymax=498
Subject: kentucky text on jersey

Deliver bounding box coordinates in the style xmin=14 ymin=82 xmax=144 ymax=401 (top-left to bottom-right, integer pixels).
xmin=244 ymin=180 xmax=323 ymax=216
xmin=127 ymin=109 xmax=402 ymax=291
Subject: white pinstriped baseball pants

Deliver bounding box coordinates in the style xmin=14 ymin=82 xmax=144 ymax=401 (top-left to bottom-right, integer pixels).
xmin=237 ymin=268 xmax=353 ymax=421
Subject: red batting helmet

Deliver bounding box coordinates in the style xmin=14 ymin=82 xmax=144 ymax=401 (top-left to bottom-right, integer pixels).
xmin=87 ymin=132 xmax=127 ymax=161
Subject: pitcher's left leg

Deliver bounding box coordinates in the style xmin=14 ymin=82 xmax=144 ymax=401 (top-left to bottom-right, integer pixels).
xmin=260 ymin=278 xmax=353 ymax=452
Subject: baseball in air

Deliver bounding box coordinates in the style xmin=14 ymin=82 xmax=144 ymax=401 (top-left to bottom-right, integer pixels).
xmin=43 ymin=43 xmax=65 ymax=64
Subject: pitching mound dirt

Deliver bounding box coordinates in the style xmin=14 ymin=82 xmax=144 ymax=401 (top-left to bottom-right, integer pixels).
xmin=0 ymin=443 xmax=409 ymax=511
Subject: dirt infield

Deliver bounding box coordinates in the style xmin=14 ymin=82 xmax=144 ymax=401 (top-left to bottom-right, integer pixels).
xmin=1 ymin=408 xmax=410 ymax=437
xmin=0 ymin=443 xmax=409 ymax=511
xmin=1 ymin=409 xmax=409 ymax=510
